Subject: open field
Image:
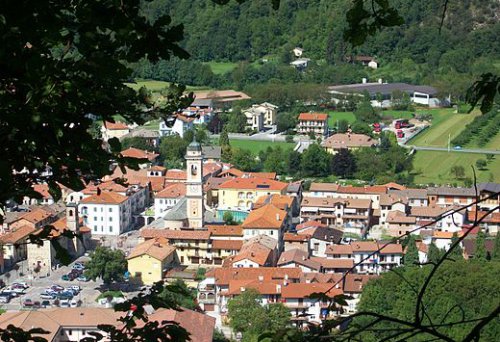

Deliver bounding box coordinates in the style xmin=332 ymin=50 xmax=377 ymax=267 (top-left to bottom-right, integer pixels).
xmin=412 ymin=150 xmax=500 ymax=185
xmin=409 ymin=109 xmax=479 ymax=147
xmin=380 ymin=110 xmax=414 ymax=120
xmin=125 ymin=80 xmax=211 ymax=92
xmin=204 ymin=61 xmax=238 ymax=75
xmin=227 ymin=139 xmax=295 ymax=154
xmin=328 ymin=112 xmax=356 ymax=127
xmin=482 ymin=132 xmax=500 ymax=151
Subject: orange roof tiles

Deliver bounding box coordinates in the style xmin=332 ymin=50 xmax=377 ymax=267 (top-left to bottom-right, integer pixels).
xmin=228 ymin=243 xmax=272 ymax=266
xmin=284 ymin=233 xmax=310 ymax=242
xmin=433 ymin=231 xmax=463 ymax=239
xmin=379 ymin=243 xmax=403 ymax=254
xmin=351 ymin=241 xmax=379 ymax=252
xmin=228 ymin=279 xmax=281 ymax=295
xmin=127 ymin=237 xmax=176 ymax=261
xmin=19 ymin=208 xmax=52 ymax=223
xmin=296 ymin=220 xmax=326 ymax=230
xmin=211 ymin=267 xmax=303 ymax=285
xmin=165 ymin=169 xmax=187 ymax=180
xmin=309 ymin=183 xmax=340 ymax=192
xmin=326 ymin=244 xmax=353 ymax=255
xmin=254 ymin=194 xmax=294 ymax=210
xmin=281 ymin=283 xmax=342 ymax=299
xmin=141 ymin=228 xmax=211 ymax=241
xmin=83 ymin=181 xmax=128 ymax=194
xmin=32 ymin=184 xmax=52 ymax=199
xmin=343 ymin=274 xmax=377 ymax=293
xmin=0 ymin=225 xmax=37 ymax=244
xmin=120 ymin=147 xmax=159 ymax=161
xmin=242 ymin=204 xmax=287 ymax=229
xmin=156 ymin=183 xmax=186 ymax=198
xmin=80 ymin=191 xmax=128 ymax=204
xmin=104 ymin=121 xmax=129 ymax=130
xmin=310 ymin=257 xmax=354 ymax=269
xmin=298 ymin=113 xmax=328 ymax=122
xmin=467 ymin=211 xmax=500 ymax=224
xmin=206 ymin=225 xmax=243 ymax=237
xmin=218 ymin=177 xmax=287 ymax=191
xmin=212 ymin=240 xmax=243 ymax=250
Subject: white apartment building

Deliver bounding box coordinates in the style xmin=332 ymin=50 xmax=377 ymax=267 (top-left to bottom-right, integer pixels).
xmin=79 ymin=192 xmax=132 ymax=235
xmin=154 ymin=183 xmax=186 ymax=219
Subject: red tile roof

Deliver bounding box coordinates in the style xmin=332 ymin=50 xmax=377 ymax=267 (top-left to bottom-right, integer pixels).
xmin=165 ymin=169 xmax=187 ymax=181
xmin=32 ymin=184 xmax=52 ymax=199
xmin=156 ymin=183 xmax=186 ymax=198
xmin=211 ymin=267 xmax=303 ymax=285
xmin=141 ymin=228 xmax=210 ymax=241
xmin=120 ymin=147 xmax=159 ymax=161
xmin=343 ymin=274 xmax=377 ymax=293
xmin=211 ymin=240 xmax=243 ymax=250
xmin=80 ymin=191 xmax=128 ymax=204
xmin=281 ymin=283 xmax=343 ymax=299
xmin=0 ymin=225 xmax=37 ymax=244
xmin=127 ymin=237 xmax=176 ymax=261
xmin=298 ymin=113 xmax=328 ymax=122
xmin=242 ymin=204 xmax=287 ymax=229
xmin=206 ymin=225 xmax=243 ymax=237
xmin=104 ymin=121 xmax=129 ymax=130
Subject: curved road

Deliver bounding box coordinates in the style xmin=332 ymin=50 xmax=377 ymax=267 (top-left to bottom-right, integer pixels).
xmin=403 ymin=145 xmax=500 ymax=155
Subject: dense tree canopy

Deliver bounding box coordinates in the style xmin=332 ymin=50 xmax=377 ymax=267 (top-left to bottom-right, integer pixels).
xmin=84 ymin=247 xmax=127 ymax=284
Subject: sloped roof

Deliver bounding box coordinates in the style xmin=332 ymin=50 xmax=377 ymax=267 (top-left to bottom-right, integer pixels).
xmin=242 ymin=204 xmax=287 ymax=229
xmin=427 ymin=187 xmax=475 ymax=196
xmin=254 ymin=194 xmax=294 ymax=210
xmin=104 ymin=121 xmax=129 ymax=130
xmin=298 ymin=113 xmax=328 ymax=121
xmin=281 ymin=283 xmax=343 ymax=299
xmin=387 ymin=210 xmax=416 ymax=224
xmin=0 ymin=225 xmax=37 ymax=244
xmin=165 ymin=169 xmax=187 ymax=181
xmin=211 ymin=240 xmax=243 ymax=250
xmin=210 ymin=267 xmax=302 ymax=285
xmin=120 ymin=147 xmax=159 ymax=161
xmin=343 ymin=274 xmax=377 ymax=293
xmin=278 ymin=249 xmax=321 ymax=270
xmin=18 ymin=208 xmax=53 ymax=223
xmin=156 ymin=183 xmax=186 ymax=199
xmin=32 ymin=183 xmax=52 ymax=199
xmin=141 ymin=228 xmax=210 ymax=241
xmin=127 ymin=237 xmax=176 ymax=261
xmin=80 ymin=191 xmax=128 ymax=204
xmin=309 ymin=183 xmax=340 ymax=192
xmin=206 ymin=224 xmax=243 ymax=237
xmin=310 ymin=257 xmax=354 ymax=269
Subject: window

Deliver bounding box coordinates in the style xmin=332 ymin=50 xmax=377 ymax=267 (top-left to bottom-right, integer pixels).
xmin=93 ymin=207 xmax=97 ymax=212
xmin=93 ymin=216 xmax=97 ymax=221
xmin=109 ymin=208 xmax=113 ymax=212
xmin=109 ymin=226 xmax=113 ymax=233
xmin=109 ymin=217 xmax=113 ymax=222
xmin=94 ymin=225 xmax=97 ymax=232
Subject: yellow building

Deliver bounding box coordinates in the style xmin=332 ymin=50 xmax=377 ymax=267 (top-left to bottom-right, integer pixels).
xmin=127 ymin=237 xmax=176 ymax=285
xmin=218 ymin=177 xmax=288 ymax=210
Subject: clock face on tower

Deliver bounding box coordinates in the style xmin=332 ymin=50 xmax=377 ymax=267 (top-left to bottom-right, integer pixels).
xmin=189 ymin=185 xmax=198 ymax=193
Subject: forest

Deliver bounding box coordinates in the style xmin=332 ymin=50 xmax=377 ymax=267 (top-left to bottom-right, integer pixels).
xmin=134 ymin=0 xmax=500 ymax=100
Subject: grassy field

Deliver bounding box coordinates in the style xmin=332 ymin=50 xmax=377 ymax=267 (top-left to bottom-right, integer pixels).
xmin=204 ymin=61 xmax=238 ymax=75
xmin=381 ymin=110 xmax=414 ymax=119
xmin=125 ymin=79 xmax=211 ymax=93
xmin=483 ymin=132 xmax=500 ymax=151
xmin=328 ymin=111 xmax=357 ymax=127
xmin=409 ymin=109 xmax=478 ymax=147
xmin=227 ymin=139 xmax=295 ymax=154
xmin=412 ymin=150 xmax=500 ymax=185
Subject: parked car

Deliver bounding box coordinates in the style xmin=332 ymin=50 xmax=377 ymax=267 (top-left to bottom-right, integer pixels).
xmin=57 ymin=291 xmax=73 ymax=300
xmin=69 ymin=285 xmax=81 ymax=293
xmin=40 ymin=293 xmax=56 ymax=300
xmin=454 ymin=145 xmax=462 ymax=150
xmin=61 ymin=275 xmax=70 ymax=281
xmin=12 ymin=282 xmax=29 ymax=289
xmin=77 ymin=275 xmax=89 ymax=282
xmin=51 ymin=285 xmax=64 ymax=291
xmin=1 ymin=290 xmax=18 ymax=298
xmin=33 ymin=301 xmax=41 ymax=308
xmin=59 ymin=300 xmax=71 ymax=308
xmin=41 ymin=300 xmax=51 ymax=308
xmin=22 ymin=298 xmax=33 ymax=307
xmin=70 ymin=299 xmax=80 ymax=308
xmin=0 ymin=295 xmax=11 ymax=303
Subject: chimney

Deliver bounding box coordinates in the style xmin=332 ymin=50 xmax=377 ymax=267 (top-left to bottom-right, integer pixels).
xmin=96 ymin=187 xmax=101 ymax=196
xmin=276 ymin=214 xmax=280 ymax=221
xmin=302 ymin=256 xmax=306 ymax=261
xmin=362 ymin=78 xmax=367 ymax=84
xmin=378 ymin=78 xmax=383 ymax=84
xmin=276 ymin=284 xmax=281 ymax=292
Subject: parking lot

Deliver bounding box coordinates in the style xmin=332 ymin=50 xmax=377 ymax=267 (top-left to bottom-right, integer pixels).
xmin=0 ymin=257 xmax=107 ymax=311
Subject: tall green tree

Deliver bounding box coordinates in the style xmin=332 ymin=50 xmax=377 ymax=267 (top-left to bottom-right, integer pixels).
xmin=404 ymin=235 xmax=419 ymax=266
xmin=331 ymin=148 xmax=357 ymax=178
xmin=474 ymin=231 xmax=488 ymax=261
xmin=449 ymin=232 xmax=464 ymax=260
xmin=427 ymin=243 xmax=443 ymax=264
xmin=0 ymin=0 xmax=192 ymax=207
xmin=219 ymin=127 xmax=230 ymax=147
xmin=159 ymin=279 xmax=197 ymax=310
xmin=230 ymin=148 xmax=259 ymax=171
xmin=300 ymin=144 xmax=331 ymax=177
xmin=492 ymin=233 xmax=500 ymax=261
xmin=84 ymin=247 xmax=127 ymax=284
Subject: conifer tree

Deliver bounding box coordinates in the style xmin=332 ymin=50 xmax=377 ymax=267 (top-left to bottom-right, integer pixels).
xmin=492 ymin=233 xmax=500 ymax=261
xmin=474 ymin=231 xmax=488 ymax=261
xmin=404 ymin=235 xmax=419 ymax=266
xmin=449 ymin=232 xmax=464 ymax=260
xmin=427 ymin=243 xmax=442 ymax=264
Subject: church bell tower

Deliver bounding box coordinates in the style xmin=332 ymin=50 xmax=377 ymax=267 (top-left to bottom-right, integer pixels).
xmin=185 ymin=137 xmax=204 ymax=228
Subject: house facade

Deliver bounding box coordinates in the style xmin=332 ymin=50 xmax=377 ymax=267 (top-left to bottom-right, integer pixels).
xmin=297 ymin=113 xmax=328 ymax=136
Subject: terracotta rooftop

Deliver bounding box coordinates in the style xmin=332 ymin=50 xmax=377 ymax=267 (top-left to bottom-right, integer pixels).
xmin=281 ymin=283 xmax=343 ymax=299
xmin=32 ymin=183 xmax=52 ymax=199
xmin=298 ymin=112 xmax=328 ymax=122
xmin=156 ymin=183 xmax=186 ymax=198
xmin=0 ymin=225 xmax=37 ymax=244
xmin=428 ymin=186 xmax=476 ymax=197
xmin=322 ymin=133 xmax=376 ymax=149
xmin=343 ymin=274 xmax=377 ymax=293
xmin=296 ymin=220 xmax=326 ymax=230
xmin=467 ymin=211 xmax=500 ymax=224
xmin=83 ymin=181 xmax=128 ymax=194
xmin=227 ymin=243 xmax=272 ymax=266
xmin=18 ymin=208 xmax=53 ymax=224
xmin=104 ymin=121 xmax=129 ymax=130
xmin=211 ymin=240 xmax=243 ymax=250
xmin=218 ymin=177 xmax=287 ymax=191
xmin=228 ymin=279 xmax=281 ymax=296
xmin=210 ymin=267 xmax=302 ymax=286
xmin=301 ymin=272 xmax=344 ymax=285
xmin=351 ymin=241 xmax=379 ymax=252
xmin=278 ymin=249 xmax=321 ymax=271
xmin=410 ymin=206 xmax=449 ymax=218
xmin=386 ymin=211 xmax=416 ymax=224
xmin=310 ymin=257 xmax=354 ymax=269
xmin=380 ymin=193 xmax=408 ymax=206
xmin=254 ymin=194 xmax=294 ymax=210
xmin=127 ymin=237 xmax=176 ymax=261
xmin=141 ymin=228 xmax=211 ymax=241
xmin=80 ymin=191 xmax=128 ymax=204
xmin=165 ymin=169 xmax=187 ymax=180
xmin=206 ymin=224 xmax=243 ymax=237
xmin=379 ymin=243 xmax=403 ymax=254
xmin=120 ymin=147 xmax=159 ymax=161
xmin=242 ymin=204 xmax=287 ymax=229
xmin=326 ymin=244 xmax=353 ymax=255
xmin=284 ymin=233 xmax=310 ymax=242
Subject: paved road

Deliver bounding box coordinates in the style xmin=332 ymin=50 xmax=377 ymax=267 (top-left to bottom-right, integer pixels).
xmin=403 ymin=145 xmax=500 ymax=155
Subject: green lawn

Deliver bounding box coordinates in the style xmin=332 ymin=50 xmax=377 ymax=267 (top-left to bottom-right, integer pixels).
xmin=482 ymin=132 xmax=500 ymax=151
xmin=412 ymin=150 xmax=500 ymax=185
xmin=409 ymin=109 xmax=478 ymax=147
xmin=204 ymin=61 xmax=238 ymax=75
xmin=227 ymin=139 xmax=295 ymax=154
xmin=328 ymin=111 xmax=356 ymax=127
xmin=125 ymin=79 xmax=211 ymax=93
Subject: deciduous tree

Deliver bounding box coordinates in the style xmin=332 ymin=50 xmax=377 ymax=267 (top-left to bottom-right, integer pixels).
xmin=84 ymin=247 xmax=127 ymax=284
